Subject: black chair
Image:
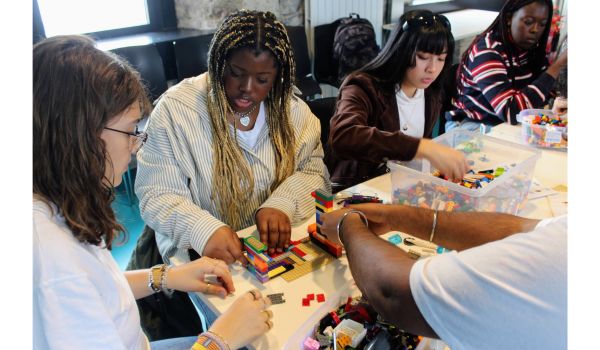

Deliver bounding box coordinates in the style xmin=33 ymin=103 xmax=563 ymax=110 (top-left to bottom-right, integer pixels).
xmin=306 ymin=97 xmax=346 ymax=193
xmin=313 ymin=21 xmax=341 ymax=88
xmin=285 ymin=26 xmax=322 ymax=100
xmin=306 ymin=97 xmax=337 ymax=153
xmin=111 ymin=44 xmax=168 ymax=102
xmin=173 ymin=34 xmax=214 ymax=82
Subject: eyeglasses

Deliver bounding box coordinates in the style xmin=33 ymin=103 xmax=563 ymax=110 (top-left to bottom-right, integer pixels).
xmin=402 ymin=13 xmax=451 ymax=32
xmin=104 ymin=122 xmax=148 ymax=153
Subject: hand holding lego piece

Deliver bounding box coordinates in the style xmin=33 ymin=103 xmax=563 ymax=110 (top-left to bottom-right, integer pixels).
xmin=209 ymin=289 xmax=273 ymax=349
xmin=416 ymin=139 xmax=469 ymax=181
xmin=204 ymin=226 xmax=246 ymax=266
xmin=168 ymin=256 xmax=234 ymax=297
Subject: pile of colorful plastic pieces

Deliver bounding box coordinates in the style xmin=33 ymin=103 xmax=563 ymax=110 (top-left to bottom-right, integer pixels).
xmin=433 ymin=167 xmax=507 ymax=190
xmin=529 ymin=113 xmax=567 ymax=127
xmin=520 ymin=112 xmax=568 ymax=148
xmin=304 ymin=296 xmax=421 ymax=350
xmin=392 ymin=163 xmax=530 ymax=214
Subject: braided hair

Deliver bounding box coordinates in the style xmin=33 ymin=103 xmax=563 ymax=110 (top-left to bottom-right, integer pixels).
xmin=206 ymin=9 xmax=297 ymax=230
xmin=458 ymin=0 xmax=552 ymax=86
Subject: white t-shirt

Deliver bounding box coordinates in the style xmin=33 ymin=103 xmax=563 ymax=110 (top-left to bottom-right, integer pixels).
xmin=235 ymin=102 xmax=266 ymax=150
xmin=33 ymin=198 xmax=149 ymax=350
xmin=396 ymin=86 xmax=425 ymax=138
xmin=410 ymin=215 xmax=567 ymax=350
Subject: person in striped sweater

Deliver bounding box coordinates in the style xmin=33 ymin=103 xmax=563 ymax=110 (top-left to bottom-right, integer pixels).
xmin=445 ymin=0 xmax=568 ymax=130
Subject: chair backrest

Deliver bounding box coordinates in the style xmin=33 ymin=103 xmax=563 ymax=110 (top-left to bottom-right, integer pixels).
xmin=111 ymin=44 xmax=168 ymax=102
xmin=306 ymin=97 xmax=337 ymax=149
xmin=313 ymin=21 xmax=341 ymax=87
xmin=173 ymin=34 xmax=214 ymax=82
xmin=285 ymin=26 xmax=312 ymax=79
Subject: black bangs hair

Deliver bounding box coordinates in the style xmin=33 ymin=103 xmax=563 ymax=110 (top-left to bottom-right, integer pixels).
xmin=415 ymin=25 xmax=453 ymax=56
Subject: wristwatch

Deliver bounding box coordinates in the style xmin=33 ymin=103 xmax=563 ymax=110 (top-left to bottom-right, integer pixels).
xmin=148 ymin=264 xmax=165 ymax=293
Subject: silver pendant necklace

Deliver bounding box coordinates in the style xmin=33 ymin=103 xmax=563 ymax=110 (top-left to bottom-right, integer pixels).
xmin=398 ymin=87 xmax=417 ymax=132
xmin=235 ymin=104 xmax=258 ymax=127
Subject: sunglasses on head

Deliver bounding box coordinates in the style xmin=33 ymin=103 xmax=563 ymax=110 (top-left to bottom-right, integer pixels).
xmin=402 ymin=13 xmax=451 ymax=32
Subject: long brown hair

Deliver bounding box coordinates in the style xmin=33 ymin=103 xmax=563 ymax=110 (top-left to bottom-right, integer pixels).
xmin=206 ymin=10 xmax=297 ymax=230
xmin=33 ymin=35 xmax=151 ymax=249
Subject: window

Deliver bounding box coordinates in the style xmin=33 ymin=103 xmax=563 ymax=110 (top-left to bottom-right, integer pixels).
xmin=38 ymin=0 xmax=149 ymax=37
xmin=35 ymin=0 xmax=177 ymax=39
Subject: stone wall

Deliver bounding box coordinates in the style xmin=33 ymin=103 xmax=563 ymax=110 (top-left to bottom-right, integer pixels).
xmin=174 ymin=0 xmax=304 ymax=30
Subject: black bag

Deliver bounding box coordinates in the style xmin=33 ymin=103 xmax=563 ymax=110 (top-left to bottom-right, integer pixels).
xmin=332 ymin=13 xmax=380 ymax=84
xmin=126 ymin=226 xmax=204 ymax=341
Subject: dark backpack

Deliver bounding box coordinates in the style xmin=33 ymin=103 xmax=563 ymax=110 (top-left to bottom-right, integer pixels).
xmin=332 ymin=13 xmax=380 ymax=84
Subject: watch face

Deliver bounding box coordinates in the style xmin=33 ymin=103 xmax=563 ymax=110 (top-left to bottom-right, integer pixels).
xmin=150 ymin=265 xmax=165 ymax=292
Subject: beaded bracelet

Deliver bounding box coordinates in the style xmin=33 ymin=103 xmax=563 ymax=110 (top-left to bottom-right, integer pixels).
xmin=192 ymin=334 xmax=222 ymax=350
xmin=160 ymin=265 xmax=175 ymax=296
xmin=202 ymin=330 xmax=230 ymax=350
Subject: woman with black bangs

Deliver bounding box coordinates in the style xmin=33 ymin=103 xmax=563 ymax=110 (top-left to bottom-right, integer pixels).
xmin=326 ymin=10 xmax=468 ymax=189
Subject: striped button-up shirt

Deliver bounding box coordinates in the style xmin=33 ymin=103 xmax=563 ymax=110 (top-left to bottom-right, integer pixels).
xmin=135 ymin=73 xmax=330 ymax=260
xmin=446 ymin=30 xmax=555 ymax=126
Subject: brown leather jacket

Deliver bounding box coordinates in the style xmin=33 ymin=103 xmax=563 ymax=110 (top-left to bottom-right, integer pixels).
xmin=325 ymin=73 xmax=437 ymax=188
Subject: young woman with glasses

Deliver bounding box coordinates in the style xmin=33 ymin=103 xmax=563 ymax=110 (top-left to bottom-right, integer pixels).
xmin=326 ymin=9 xmax=469 ymax=189
xmin=33 ymin=35 xmax=273 ymax=350
xmin=445 ymin=0 xmax=568 ymax=130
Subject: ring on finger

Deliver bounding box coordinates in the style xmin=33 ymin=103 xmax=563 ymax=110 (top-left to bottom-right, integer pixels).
xmin=265 ymin=320 xmax=273 ymax=330
xmin=261 ymin=309 xmax=272 ymax=320
xmin=249 ymin=290 xmax=259 ymax=300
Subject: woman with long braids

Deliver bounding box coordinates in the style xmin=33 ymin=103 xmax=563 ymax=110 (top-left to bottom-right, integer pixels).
xmin=34 ymin=35 xmax=273 ymax=350
xmin=445 ymin=0 xmax=568 ymax=130
xmin=135 ymin=10 xmax=329 ymax=264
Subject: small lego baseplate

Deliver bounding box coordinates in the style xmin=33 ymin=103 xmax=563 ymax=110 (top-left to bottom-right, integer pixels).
xmin=243 ymin=236 xmax=333 ymax=284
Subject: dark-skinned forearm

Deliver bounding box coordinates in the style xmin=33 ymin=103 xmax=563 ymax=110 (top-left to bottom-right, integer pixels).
xmin=341 ymin=215 xmax=438 ymax=338
xmin=384 ymin=206 xmax=540 ymax=251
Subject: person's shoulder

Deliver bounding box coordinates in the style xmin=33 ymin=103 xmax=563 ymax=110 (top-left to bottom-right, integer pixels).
xmin=156 ymin=73 xmax=210 ymax=112
xmin=340 ymin=72 xmax=379 ymax=90
xmin=289 ymin=95 xmax=316 ymax=124
xmin=478 ymin=30 xmax=505 ymax=52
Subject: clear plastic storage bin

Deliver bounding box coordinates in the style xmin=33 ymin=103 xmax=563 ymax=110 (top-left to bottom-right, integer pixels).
xmin=389 ymin=130 xmax=541 ymax=214
xmin=517 ymin=108 xmax=568 ymax=149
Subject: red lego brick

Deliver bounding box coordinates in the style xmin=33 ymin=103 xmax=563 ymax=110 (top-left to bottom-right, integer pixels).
xmin=317 ymin=294 xmax=325 ymax=302
xmin=302 ymin=298 xmax=310 ymax=307
xmin=307 ymin=293 xmax=315 ymax=301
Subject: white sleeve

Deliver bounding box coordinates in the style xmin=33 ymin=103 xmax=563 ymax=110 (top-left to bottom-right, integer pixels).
xmin=35 ymin=276 xmax=129 ymax=350
xmin=409 ymin=215 xmax=567 ymax=350
xmin=135 ymin=98 xmax=226 ymax=256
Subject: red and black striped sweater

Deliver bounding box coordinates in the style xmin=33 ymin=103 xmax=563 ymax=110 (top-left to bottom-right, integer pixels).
xmin=446 ymin=30 xmax=555 ymax=126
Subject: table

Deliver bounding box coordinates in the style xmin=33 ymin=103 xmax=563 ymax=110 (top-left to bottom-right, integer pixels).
xmin=96 ymin=28 xmax=214 ymax=51
xmin=180 ymin=124 xmax=567 ymax=349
